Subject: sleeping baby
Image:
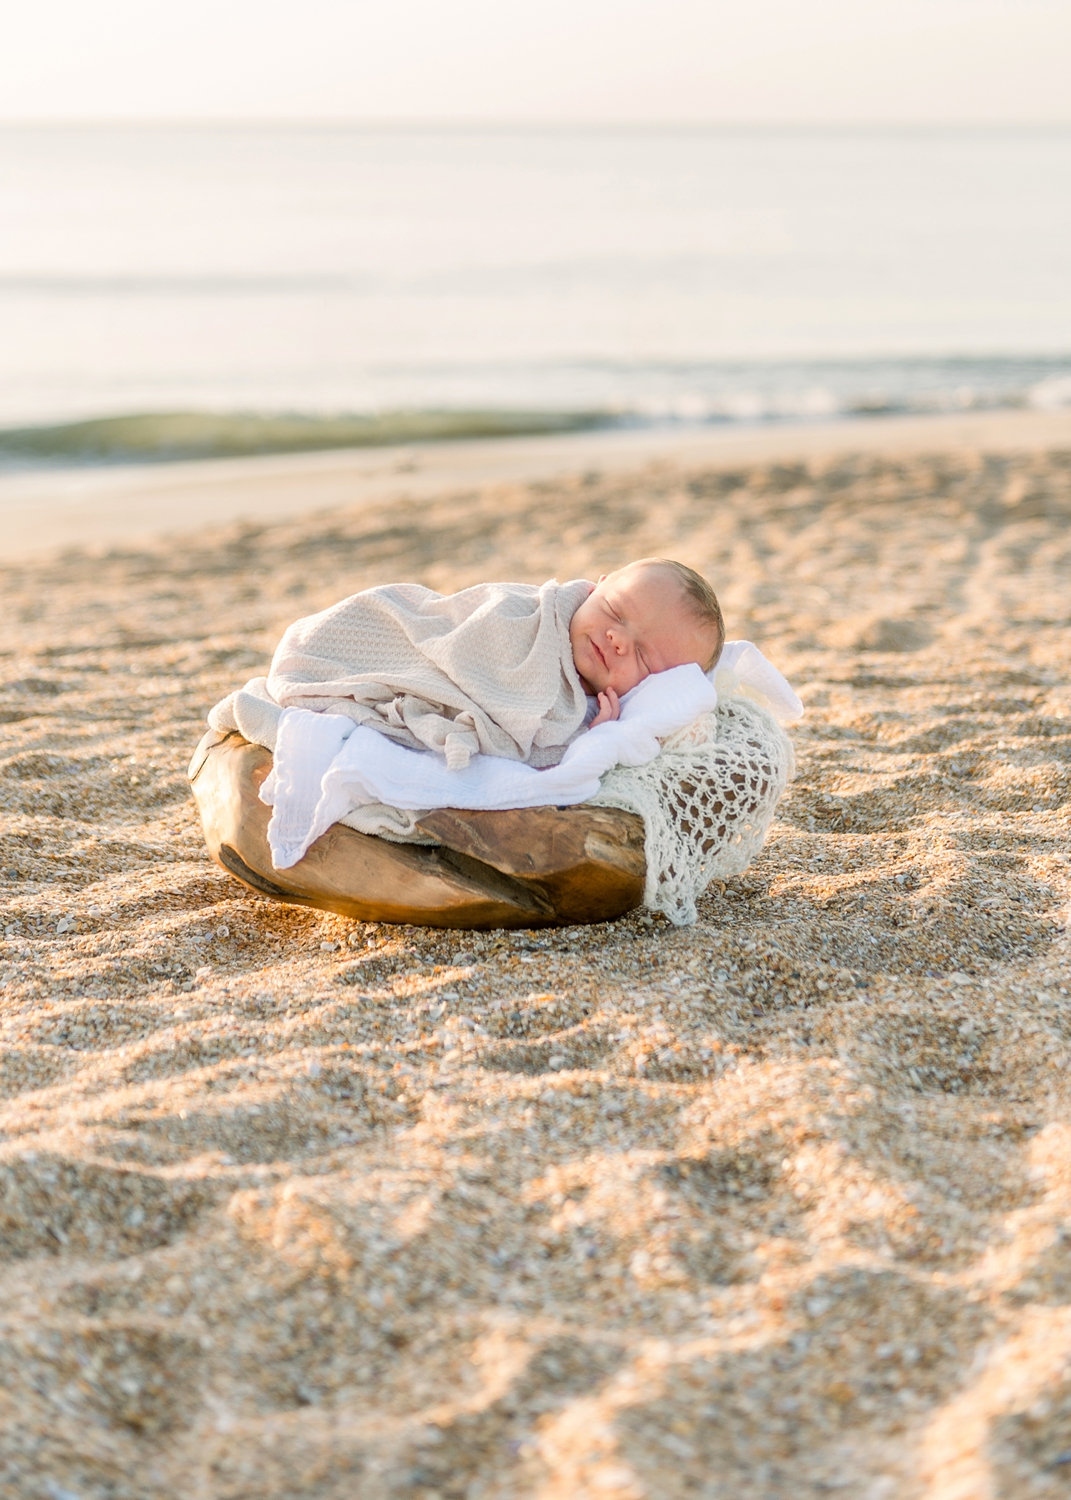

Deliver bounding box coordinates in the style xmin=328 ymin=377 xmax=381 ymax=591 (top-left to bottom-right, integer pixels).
xmin=207 ymin=557 xmax=726 ymax=860
xmin=259 ymin=557 xmax=724 ymax=770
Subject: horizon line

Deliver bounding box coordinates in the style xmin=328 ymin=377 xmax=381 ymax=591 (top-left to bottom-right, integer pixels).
xmin=1 ymin=115 xmax=1069 ymax=131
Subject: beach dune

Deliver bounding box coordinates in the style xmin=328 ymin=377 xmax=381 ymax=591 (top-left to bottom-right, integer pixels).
xmin=1 ymin=412 xmax=1070 ymax=1497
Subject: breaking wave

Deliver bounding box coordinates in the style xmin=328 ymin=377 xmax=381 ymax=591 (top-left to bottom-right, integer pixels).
xmin=1 ymin=357 xmax=1068 ymax=470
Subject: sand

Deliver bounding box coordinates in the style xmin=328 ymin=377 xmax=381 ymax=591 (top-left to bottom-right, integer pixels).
xmin=1 ymin=413 xmax=1070 ymax=1497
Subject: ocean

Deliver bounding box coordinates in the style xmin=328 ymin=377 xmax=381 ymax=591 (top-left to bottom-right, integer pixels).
xmin=2 ymin=123 xmax=1070 ymax=466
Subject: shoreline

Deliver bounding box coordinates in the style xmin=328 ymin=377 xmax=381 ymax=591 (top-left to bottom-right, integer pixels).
xmin=3 ymin=406 xmax=1068 ymax=561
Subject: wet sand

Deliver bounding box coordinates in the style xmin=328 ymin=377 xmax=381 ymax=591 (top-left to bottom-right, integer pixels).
xmin=1 ymin=415 xmax=1070 ymax=1497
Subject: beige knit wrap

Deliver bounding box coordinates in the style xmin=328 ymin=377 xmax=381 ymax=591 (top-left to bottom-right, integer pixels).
xmin=253 ymin=577 xmax=593 ymax=770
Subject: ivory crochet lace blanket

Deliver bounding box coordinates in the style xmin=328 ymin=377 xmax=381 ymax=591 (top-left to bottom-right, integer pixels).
xmin=593 ymin=694 xmax=796 ymax=926
xmin=227 ymin=577 xmax=594 ymax=771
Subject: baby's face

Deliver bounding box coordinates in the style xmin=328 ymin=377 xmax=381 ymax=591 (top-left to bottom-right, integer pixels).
xmin=569 ymin=562 xmax=717 ymax=698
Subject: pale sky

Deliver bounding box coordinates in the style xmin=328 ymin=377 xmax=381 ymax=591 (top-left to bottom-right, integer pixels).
xmin=3 ymin=0 xmax=1069 ymax=124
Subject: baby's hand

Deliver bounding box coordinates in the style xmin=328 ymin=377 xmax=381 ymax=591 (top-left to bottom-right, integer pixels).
xmin=589 ymin=688 xmax=621 ymax=727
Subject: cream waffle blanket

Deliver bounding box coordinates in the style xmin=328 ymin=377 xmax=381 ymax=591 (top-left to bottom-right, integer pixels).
xmin=210 ymin=577 xmax=594 ymax=771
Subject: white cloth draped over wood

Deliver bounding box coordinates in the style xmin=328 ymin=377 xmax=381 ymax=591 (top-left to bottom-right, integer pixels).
xmin=259 ymin=664 xmax=722 ymax=869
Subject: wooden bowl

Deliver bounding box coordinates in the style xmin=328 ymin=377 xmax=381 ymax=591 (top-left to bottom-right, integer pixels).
xmin=188 ymin=729 xmax=646 ymax=929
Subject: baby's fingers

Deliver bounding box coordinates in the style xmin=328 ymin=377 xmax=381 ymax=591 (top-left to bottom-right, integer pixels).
xmin=589 ymin=688 xmax=621 ymax=727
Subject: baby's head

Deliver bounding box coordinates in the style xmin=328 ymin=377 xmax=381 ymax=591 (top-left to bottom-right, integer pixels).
xmin=569 ymin=558 xmax=724 ymax=698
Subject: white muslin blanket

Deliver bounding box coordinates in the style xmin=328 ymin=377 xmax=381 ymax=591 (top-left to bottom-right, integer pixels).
xmin=259 ymin=641 xmax=803 ymax=869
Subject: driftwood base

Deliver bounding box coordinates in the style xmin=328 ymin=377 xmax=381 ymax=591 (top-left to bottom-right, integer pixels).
xmin=188 ymin=730 xmax=646 ymax=929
